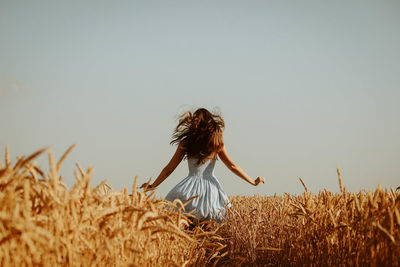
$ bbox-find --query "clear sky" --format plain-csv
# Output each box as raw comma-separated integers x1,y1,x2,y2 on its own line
1,0,399,197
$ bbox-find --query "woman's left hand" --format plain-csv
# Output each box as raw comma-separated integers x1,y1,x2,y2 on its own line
254,177,266,186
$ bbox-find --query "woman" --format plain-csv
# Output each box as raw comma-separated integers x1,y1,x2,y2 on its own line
141,108,265,223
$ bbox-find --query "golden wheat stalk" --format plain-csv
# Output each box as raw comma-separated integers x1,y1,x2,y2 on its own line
56,144,76,172
337,167,343,193
298,177,308,192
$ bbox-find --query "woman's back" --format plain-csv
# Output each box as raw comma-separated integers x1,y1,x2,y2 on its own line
187,157,216,178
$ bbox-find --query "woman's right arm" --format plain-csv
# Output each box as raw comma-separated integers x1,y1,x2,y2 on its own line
218,145,265,186
140,144,185,190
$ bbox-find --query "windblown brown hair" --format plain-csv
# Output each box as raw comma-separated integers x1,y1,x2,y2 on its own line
171,108,225,164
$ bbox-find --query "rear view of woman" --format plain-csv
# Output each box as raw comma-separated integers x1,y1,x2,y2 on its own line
141,108,265,223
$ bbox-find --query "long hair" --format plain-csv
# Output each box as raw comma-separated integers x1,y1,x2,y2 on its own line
170,108,225,164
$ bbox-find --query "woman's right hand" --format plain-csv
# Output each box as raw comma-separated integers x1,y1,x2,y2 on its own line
254,177,266,186
140,182,154,191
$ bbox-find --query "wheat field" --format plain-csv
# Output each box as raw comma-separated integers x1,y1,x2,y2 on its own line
0,145,399,266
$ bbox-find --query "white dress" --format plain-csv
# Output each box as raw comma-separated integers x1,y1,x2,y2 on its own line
165,157,231,222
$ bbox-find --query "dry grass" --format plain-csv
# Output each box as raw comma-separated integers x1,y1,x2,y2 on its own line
0,145,225,266
215,178,400,266
1,145,399,266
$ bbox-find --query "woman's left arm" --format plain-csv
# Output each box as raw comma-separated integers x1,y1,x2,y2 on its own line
140,144,185,190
